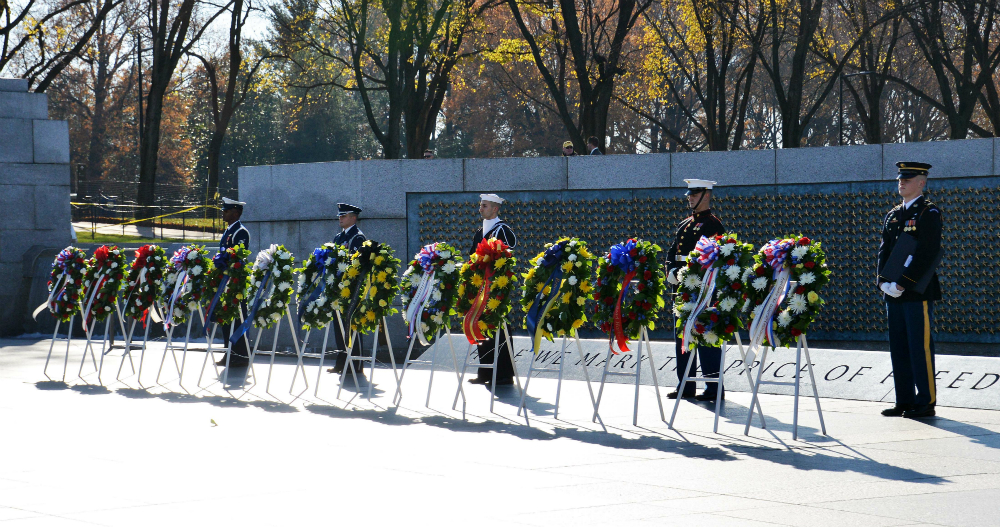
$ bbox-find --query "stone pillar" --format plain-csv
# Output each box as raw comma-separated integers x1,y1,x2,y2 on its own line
0,78,72,336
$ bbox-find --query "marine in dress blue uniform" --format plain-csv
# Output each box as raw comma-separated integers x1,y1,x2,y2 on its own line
468,193,517,385
218,197,251,366
665,179,725,401
331,203,368,375
878,162,943,419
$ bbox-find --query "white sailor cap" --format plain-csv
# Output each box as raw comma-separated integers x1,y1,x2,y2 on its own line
479,193,505,204
221,197,246,211
683,179,717,195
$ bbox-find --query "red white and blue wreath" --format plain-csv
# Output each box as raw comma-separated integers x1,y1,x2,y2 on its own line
161,245,211,329
400,242,463,345
34,246,89,323
673,234,755,350
743,235,831,349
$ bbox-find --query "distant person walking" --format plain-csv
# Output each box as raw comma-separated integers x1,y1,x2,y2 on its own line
587,136,603,155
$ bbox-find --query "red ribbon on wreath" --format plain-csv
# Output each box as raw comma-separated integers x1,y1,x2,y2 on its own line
462,238,508,344
612,269,637,353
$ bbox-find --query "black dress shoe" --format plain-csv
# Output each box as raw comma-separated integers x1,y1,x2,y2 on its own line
494,378,514,386
667,390,696,399
327,366,344,374
695,391,724,401
881,405,911,417
468,377,490,385
216,356,248,367
903,404,936,419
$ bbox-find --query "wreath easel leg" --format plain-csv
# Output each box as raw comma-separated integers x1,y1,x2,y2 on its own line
313,324,332,397
592,346,614,423
116,317,136,381
801,336,827,436
446,328,465,412
573,334,603,428
744,345,770,435
60,315,75,382
287,308,309,395
393,328,420,407
43,318,62,381
734,333,766,429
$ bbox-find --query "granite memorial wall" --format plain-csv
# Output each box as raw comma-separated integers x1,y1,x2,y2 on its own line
240,139,1000,346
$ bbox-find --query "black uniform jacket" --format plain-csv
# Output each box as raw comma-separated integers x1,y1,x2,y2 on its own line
665,209,725,278
877,195,942,303
469,220,517,256
220,220,250,251
335,224,367,254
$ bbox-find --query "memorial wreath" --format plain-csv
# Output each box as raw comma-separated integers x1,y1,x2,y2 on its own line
673,234,755,350
204,244,251,328
743,235,830,348
296,242,351,331
246,244,296,329
162,245,211,329
38,246,89,323
400,242,463,345
520,237,596,352
80,245,127,328
123,244,167,322
457,238,516,343
593,239,666,353
344,240,401,336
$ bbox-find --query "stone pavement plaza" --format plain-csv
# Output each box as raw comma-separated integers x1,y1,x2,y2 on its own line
1,337,998,527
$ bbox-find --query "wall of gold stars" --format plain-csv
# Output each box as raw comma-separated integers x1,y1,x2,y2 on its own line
409,179,999,343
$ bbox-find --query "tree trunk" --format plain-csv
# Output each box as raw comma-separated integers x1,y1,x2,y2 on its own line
137,80,167,213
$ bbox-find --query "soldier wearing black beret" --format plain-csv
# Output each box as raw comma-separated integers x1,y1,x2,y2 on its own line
877,162,943,419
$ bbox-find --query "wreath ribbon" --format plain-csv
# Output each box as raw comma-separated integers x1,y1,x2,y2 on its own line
525,241,569,354
297,247,337,328
81,272,108,330
33,271,68,320
231,270,272,344
681,236,722,353
163,271,188,330
345,242,380,345
611,269,637,353
462,267,495,344
204,274,230,333
682,268,719,353
748,267,791,351
405,270,437,346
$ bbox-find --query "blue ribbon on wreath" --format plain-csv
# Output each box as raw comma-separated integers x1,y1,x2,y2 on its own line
525,240,568,349
297,247,337,328
204,250,232,334
230,269,272,344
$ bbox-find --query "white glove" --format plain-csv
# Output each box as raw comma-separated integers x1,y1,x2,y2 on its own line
880,282,903,298
667,269,679,285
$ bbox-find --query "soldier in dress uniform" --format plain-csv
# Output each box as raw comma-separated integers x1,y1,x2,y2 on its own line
218,197,251,367
664,180,725,401
878,162,942,419
467,193,517,385
330,203,368,375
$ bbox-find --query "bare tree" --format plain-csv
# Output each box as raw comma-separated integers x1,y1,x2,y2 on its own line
189,0,268,205
1,0,123,91
504,0,654,152
136,0,233,212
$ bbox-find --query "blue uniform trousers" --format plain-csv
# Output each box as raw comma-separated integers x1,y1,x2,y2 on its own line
674,330,722,396
887,301,936,407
